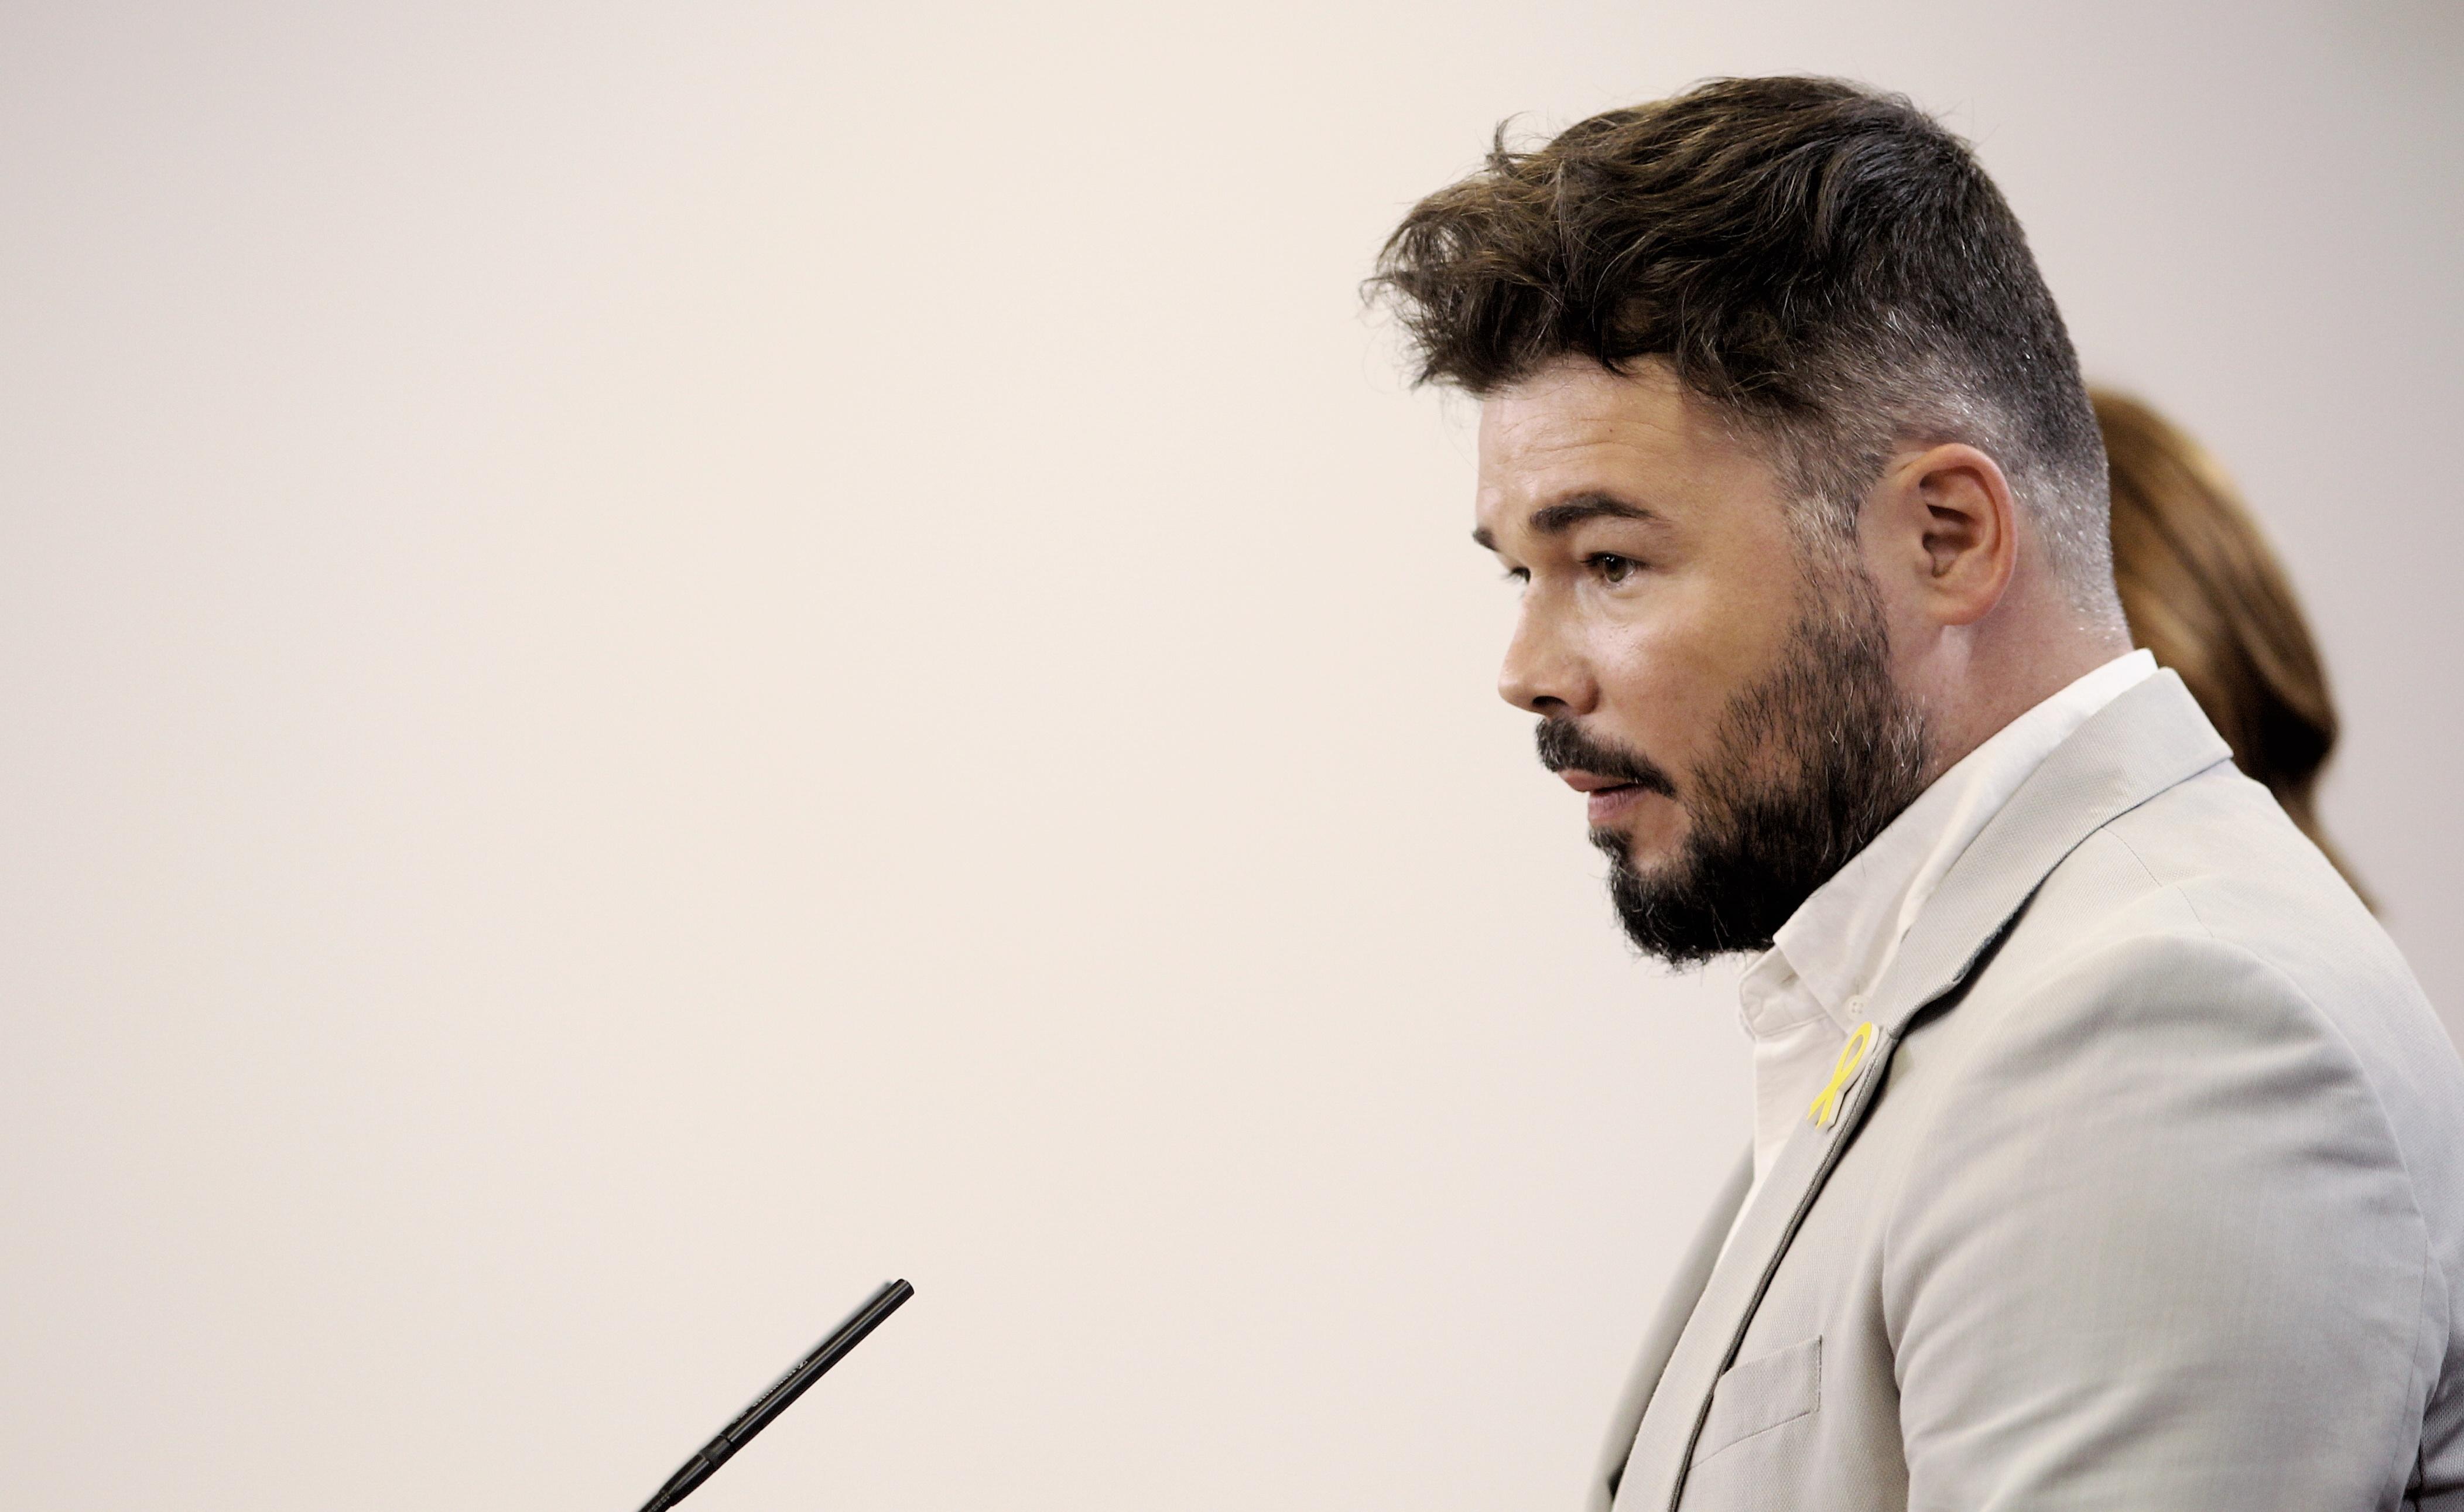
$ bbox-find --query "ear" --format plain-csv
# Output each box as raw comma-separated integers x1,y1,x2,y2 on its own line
1868,443,2018,628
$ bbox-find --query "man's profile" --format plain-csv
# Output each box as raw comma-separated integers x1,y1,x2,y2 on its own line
1373,77,2464,1508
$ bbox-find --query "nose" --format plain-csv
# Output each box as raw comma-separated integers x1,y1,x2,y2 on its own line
1498,593,1597,716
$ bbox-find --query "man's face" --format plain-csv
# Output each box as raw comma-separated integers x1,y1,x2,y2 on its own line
1474,358,1928,964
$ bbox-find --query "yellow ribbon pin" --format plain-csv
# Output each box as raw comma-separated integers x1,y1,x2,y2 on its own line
1808,1021,1878,1128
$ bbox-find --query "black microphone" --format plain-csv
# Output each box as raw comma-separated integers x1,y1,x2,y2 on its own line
636,1278,914,1512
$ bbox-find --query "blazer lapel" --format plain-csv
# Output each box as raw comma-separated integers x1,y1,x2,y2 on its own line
1611,672,2230,1511
1592,1148,1753,1512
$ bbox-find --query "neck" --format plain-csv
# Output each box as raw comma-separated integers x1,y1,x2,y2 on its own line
1908,594,2133,784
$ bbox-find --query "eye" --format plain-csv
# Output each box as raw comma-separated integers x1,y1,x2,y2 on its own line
1587,553,1642,584
1500,565,1530,585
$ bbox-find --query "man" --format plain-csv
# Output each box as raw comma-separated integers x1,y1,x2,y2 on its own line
1371,77,2464,1508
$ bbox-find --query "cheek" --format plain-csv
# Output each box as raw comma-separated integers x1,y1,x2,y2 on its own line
1597,564,1802,759
1590,614,1729,768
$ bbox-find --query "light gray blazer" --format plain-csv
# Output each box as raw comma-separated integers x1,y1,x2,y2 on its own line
1593,671,2464,1511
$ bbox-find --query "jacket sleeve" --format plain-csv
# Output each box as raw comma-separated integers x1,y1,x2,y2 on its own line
1882,933,2438,1511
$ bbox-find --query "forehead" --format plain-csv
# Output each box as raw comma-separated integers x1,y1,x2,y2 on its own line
1474,358,1775,535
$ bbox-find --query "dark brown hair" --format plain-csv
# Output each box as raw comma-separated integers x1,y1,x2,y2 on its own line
2096,390,2364,897
1370,76,2114,606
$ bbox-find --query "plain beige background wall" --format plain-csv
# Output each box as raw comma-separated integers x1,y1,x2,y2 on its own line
4,2,2457,1507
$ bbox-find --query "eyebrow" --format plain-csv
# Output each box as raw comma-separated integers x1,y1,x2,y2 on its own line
1472,493,1663,552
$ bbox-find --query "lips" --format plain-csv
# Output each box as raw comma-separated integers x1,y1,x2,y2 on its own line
1554,768,1660,826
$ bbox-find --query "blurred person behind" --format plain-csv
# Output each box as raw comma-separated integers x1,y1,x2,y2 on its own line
2096,389,2367,897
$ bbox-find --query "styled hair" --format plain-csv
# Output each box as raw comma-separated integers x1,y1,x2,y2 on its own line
2095,390,2364,898
1369,76,2116,608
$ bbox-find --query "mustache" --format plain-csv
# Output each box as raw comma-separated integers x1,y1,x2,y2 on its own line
1535,718,1678,798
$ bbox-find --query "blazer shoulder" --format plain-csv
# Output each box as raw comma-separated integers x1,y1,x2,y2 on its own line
2058,765,2459,1135
1882,914,2438,1306
2005,765,2422,1039
1889,763,2464,1278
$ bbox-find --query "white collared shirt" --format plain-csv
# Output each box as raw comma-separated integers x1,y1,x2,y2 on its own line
1724,649,2158,1243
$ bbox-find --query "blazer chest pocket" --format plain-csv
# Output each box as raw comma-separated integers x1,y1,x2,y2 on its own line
1695,1335,1822,1462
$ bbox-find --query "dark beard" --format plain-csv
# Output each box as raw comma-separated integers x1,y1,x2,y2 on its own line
1538,568,1930,967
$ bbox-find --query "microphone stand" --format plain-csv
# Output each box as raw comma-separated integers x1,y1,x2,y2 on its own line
636,1278,914,1511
